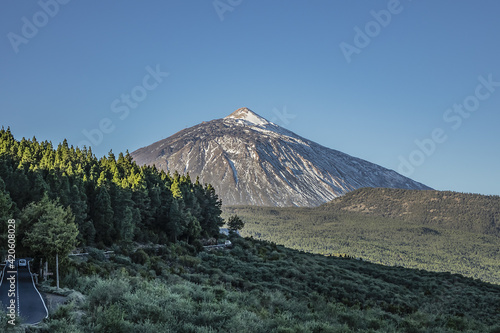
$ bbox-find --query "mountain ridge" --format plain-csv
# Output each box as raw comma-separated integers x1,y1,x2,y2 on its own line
131,108,432,206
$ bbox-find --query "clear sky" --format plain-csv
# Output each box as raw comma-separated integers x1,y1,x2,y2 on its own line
1,0,499,195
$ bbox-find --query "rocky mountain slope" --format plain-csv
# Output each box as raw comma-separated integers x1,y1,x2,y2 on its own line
131,108,431,206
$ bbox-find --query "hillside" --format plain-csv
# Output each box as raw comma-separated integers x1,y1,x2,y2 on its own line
29,236,500,332
131,108,431,207
324,188,500,236
224,188,500,284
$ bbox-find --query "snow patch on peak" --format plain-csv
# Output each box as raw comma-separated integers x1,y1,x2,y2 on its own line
225,108,269,126
223,107,310,147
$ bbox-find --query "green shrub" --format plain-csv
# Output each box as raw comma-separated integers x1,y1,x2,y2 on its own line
179,255,201,267
131,249,149,265
87,247,107,261
40,318,84,333
113,255,132,265
0,312,23,331
94,304,133,333
67,291,86,307
88,278,130,309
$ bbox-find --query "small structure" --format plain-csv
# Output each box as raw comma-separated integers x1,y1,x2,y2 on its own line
203,239,232,251
219,228,240,236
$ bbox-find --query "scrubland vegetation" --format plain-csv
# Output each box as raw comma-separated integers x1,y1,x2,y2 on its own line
225,188,500,284
3,235,498,332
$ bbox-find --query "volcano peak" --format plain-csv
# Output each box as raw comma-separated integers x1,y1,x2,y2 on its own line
225,107,269,126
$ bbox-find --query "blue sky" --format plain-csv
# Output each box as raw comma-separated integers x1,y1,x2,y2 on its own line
1,0,499,195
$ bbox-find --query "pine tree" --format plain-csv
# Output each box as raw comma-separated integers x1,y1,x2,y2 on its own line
0,181,13,221
200,184,224,237
168,199,184,242
111,186,135,243
92,185,115,246
0,178,15,248
227,215,245,232
183,211,202,244
171,179,183,199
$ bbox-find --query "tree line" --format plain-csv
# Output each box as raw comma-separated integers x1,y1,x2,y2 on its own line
0,127,224,254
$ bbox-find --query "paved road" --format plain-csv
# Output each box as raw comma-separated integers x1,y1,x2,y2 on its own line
0,261,48,325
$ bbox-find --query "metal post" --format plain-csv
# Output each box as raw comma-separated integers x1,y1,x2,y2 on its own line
56,253,59,290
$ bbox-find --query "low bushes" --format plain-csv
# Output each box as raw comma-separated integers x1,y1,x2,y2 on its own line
29,237,500,332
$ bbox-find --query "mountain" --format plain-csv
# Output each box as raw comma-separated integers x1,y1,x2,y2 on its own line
131,108,432,206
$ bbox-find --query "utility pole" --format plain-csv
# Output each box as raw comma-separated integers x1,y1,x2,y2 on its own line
56,252,59,289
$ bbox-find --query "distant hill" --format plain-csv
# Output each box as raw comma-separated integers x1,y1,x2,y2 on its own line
131,107,431,207
224,188,500,284
323,188,500,236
